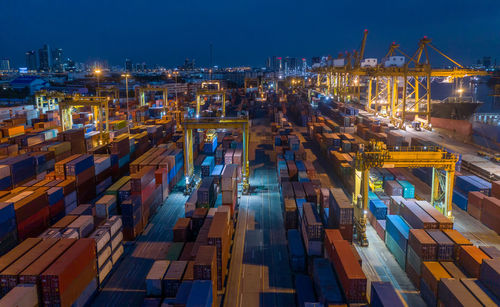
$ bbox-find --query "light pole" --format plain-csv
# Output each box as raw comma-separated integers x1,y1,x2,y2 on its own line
94,69,102,94
121,73,131,125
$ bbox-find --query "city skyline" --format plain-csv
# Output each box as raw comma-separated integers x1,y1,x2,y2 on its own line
1,0,499,68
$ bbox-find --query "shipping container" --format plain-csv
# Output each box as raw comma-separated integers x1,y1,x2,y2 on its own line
163,260,187,298
459,245,490,277
146,260,170,297
442,229,473,260
295,274,317,307
287,229,305,272
370,281,405,307
438,278,482,307
330,239,367,303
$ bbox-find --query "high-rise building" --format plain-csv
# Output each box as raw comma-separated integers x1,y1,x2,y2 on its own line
51,48,63,71
25,51,37,71
125,58,132,72
270,56,279,71
483,56,492,68
0,59,10,71
312,57,321,65
38,44,52,71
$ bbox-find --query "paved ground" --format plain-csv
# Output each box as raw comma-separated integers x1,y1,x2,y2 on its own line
92,186,188,306
224,119,295,307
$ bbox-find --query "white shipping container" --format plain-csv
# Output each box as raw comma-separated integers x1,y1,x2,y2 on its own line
97,246,112,269
61,228,79,239
89,228,111,253
111,244,124,264
98,259,113,285
111,231,123,251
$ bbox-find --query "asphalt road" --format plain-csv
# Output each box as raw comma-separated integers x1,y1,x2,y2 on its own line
224,120,295,307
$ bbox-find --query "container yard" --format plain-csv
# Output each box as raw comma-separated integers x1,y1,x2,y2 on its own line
0,81,497,307
0,11,499,305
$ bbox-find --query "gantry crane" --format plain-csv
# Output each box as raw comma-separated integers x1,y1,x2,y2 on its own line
183,116,250,194
58,94,111,144
312,33,488,128
35,90,67,113
96,86,120,102
136,85,169,108
353,141,458,246
201,80,221,91
195,88,226,118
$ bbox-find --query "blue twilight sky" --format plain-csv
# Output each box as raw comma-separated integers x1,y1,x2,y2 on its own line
1,0,499,68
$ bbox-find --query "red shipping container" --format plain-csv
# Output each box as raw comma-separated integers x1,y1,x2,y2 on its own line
409,229,437,261
331,240,367,303
467,191,485,220
173,218,191,242
480,197,500,235
491,181,500,199
49,199,65,219
338,224,353,242
17,206,50,240
40,239,96,307
459,245,491,277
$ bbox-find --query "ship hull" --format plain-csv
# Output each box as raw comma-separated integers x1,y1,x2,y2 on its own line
431,102,481,120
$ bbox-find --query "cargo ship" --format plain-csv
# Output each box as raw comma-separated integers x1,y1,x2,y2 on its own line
430,97,482,120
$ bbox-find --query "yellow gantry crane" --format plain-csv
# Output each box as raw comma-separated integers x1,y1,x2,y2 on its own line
183,116,250,194
195,88,226,118
58,94,111,145
312,33,488,128
35,90,66,112
353,141,458,246
96,86,120,102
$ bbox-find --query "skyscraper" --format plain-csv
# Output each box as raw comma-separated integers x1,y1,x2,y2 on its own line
0,59,10,71
38,44,52,72
51,48,63,71
125,58,132,72
25,51,37,71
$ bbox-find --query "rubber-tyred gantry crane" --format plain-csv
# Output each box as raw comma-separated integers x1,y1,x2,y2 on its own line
183,116,250,194
353,141,458,246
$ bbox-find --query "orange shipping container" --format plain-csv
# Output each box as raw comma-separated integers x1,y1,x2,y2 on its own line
421,261,451,295
458,245,491,277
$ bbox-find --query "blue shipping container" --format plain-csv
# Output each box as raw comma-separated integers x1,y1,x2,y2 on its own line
295,274,317,307
287,229,305,272
186,280,213,307
370,281,405,307
369,199,388,220
312,258,344,305
385,215,410,253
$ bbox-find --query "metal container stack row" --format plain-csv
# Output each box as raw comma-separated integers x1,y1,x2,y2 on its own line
144,205,233,306
0,214,123,306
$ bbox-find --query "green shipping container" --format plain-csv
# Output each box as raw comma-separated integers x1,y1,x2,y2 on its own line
166,242,185,261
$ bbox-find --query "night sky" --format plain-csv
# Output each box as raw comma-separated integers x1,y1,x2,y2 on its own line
1,0,499,68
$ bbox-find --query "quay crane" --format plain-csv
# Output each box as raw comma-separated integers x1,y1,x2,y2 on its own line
353,141,458,246
312,32,489,128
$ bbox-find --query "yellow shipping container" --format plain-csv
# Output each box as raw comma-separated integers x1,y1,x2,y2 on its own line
2,125,25,137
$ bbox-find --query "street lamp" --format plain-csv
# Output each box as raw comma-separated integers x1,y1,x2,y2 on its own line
94,69,102,89
121,73,131,125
